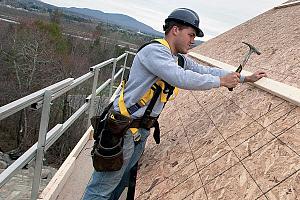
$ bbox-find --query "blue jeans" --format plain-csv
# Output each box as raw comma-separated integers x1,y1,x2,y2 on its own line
82,128,150,200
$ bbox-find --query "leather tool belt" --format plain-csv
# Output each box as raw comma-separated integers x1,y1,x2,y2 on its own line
91,109,158,172
130,116,158,129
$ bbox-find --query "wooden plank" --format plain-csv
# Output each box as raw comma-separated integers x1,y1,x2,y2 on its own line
274,0,300,9
38,157,76,200
89,128,94,140
188,52,238,72
38,127,93,200
67,126,93,159
188,52,300,107
55,141,94,200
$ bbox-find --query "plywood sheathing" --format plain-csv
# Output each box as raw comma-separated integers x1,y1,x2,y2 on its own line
193,5,300,88
135,4,300,200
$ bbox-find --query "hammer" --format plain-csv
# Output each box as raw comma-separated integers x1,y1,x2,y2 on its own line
229,42,261,91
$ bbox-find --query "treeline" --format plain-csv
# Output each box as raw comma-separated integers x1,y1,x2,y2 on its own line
0,16,153,167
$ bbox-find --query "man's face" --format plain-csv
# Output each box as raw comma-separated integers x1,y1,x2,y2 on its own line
174,26,196,54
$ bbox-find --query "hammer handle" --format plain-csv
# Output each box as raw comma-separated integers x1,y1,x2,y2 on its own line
236,64,242,73
228,64,243,91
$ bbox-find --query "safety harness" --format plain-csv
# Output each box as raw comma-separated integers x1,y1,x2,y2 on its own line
118,39,185,143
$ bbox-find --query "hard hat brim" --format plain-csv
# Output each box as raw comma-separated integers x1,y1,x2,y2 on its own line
166,18,204,37
194,26,204,37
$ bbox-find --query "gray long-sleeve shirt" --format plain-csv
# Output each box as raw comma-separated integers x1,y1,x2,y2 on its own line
113,42,244,118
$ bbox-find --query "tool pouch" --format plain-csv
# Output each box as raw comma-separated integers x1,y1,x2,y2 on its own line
91,102,113,140
91,108,132,172
106,110,133,138
92,130,124,171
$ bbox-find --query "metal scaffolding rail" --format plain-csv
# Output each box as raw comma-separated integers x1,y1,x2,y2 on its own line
0,51,132,200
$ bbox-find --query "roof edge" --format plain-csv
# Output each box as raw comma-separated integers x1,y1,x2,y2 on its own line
274,0,300,9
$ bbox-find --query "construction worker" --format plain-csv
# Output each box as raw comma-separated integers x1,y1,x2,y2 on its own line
83,8,267,200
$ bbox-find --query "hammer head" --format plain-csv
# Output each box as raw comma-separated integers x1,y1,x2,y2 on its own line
242,42,261,55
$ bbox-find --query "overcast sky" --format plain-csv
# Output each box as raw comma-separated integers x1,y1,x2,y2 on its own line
41,0,286,41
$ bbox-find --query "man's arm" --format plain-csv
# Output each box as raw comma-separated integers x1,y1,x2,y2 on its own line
184,56,229,76
138,45,221,90
185,56,267,85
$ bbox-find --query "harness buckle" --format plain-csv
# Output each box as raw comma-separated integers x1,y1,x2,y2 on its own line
133,132,141,144
163,88,170,93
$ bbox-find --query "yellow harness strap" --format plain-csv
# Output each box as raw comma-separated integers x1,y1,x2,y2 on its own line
117,38,180,140
154,39,179,101
154,38,171,49
118,81,139,137
137,39,179,105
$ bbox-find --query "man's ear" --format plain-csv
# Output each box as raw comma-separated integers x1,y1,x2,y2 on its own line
172,26,179,36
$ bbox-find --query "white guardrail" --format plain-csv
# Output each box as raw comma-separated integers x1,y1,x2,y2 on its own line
0,52,132,200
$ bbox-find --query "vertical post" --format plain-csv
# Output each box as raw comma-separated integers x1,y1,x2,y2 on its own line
109,58,117,97
121,52,128,82
88,68,100,127
31,90,52,200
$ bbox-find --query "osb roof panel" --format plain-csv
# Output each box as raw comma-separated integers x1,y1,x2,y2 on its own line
136,5,300,200
193,5,300,87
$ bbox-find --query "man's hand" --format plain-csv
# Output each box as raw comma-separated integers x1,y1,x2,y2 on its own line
245,71,267,83
220,72,240,88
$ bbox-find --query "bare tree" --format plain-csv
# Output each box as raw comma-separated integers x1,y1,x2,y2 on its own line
0,21,60,150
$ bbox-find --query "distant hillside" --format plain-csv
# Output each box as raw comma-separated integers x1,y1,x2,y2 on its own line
1,0,56,12
1,0,205,43
1,0,163,37
64,7,163,37
64,7,203,44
